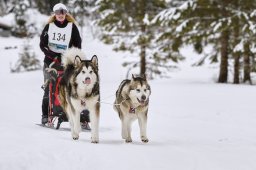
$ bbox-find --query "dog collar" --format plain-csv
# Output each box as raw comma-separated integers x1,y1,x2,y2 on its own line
129,107,135,114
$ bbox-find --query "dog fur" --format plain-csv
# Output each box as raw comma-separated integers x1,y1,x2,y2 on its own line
114,75,151,143
59,48,100,143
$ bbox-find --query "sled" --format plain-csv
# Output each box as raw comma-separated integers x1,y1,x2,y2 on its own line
35,123,91,132
45,67,90,130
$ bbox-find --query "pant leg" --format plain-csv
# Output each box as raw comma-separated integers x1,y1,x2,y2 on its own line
42,64,50,117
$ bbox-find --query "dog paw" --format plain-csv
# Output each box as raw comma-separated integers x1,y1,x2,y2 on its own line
141,136,149,143
72,134,79,140
91,136,99,143
73,136,79,140
142,139,149,143
125,139,132,143
91,139,99,143
91,140,99,144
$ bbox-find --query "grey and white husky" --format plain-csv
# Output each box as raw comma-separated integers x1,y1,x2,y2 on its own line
114,75,151,143
59,48,100,143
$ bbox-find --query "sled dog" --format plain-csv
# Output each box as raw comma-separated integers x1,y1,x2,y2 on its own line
114,75,151,143
59,48,100,143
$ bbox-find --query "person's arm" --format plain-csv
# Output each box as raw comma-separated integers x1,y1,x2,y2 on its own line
70,23,82,49
40,24,56,57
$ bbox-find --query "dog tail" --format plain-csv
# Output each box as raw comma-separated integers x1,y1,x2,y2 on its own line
62,47,86,67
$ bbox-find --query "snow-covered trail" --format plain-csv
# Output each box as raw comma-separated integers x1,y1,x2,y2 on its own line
0,36,256,170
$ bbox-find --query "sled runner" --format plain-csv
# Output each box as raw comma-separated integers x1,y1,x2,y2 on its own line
42,66,91,130
35,123,91,132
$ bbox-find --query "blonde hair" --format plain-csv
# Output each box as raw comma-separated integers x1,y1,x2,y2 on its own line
48,13,76,24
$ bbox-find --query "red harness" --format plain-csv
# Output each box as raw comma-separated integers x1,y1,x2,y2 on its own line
46,56,61,64
129,107,136,114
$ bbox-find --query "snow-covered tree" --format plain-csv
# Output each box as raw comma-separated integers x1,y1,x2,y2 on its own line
12,0,29,37
68,0,97,38
11,38,41,73
34,0,68,15
155,0,256,84
96,0,168,78
0,0,7,16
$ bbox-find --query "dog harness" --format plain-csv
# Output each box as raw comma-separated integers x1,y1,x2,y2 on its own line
129,107,136,114
48,22,72,53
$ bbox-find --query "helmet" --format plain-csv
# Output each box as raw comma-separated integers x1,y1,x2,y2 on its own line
53,3,68,12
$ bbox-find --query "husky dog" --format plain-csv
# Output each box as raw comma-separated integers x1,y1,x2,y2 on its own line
114,75,151,143
59,48,100,143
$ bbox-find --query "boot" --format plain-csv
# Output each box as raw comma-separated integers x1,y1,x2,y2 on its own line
41,86,49,125
81,121,91,130
41,115,48,125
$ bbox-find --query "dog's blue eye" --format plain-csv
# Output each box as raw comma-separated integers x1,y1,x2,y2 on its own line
144,89,147,92
89,71,93,74
136,89,140,93
82,71,85,74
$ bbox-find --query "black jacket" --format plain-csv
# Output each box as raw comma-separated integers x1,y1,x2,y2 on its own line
40,19,82,66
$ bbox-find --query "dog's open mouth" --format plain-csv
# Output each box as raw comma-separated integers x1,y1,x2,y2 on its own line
137,98,146,105
83,78,91,85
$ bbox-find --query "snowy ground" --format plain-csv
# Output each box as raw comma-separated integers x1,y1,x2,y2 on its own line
0,30,256,170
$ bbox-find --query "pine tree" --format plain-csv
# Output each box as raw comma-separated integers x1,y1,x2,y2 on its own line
68,0,96,38
0,0,7,16
232,0,240,84
34,0,68,15
155,0,256,84
12,0,29,37
11,38,41,73
96,0,166,78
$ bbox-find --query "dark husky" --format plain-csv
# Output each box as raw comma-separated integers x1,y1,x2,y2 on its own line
114,75,151,143
59,48,100,143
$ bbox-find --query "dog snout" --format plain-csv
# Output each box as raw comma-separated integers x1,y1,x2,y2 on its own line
83,77,91,84
141,95,146,101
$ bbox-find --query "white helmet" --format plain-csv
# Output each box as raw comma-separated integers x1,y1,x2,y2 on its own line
53,3,68,12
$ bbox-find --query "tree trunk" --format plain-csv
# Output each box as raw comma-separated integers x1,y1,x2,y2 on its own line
218,29,229,83
233,52,240,84
243,42,252,84
139,0,146,76
140,43,146,76
233,15,240,84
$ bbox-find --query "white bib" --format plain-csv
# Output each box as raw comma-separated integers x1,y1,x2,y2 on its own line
48,22,72,53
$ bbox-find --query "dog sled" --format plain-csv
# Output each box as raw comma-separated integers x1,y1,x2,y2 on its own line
41,65,91,130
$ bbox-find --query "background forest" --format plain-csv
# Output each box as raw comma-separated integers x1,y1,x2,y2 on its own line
1,0,256,84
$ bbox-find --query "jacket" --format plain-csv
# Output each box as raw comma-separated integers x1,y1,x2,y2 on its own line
40,19,82,66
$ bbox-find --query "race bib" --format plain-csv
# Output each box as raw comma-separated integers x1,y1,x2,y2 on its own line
48,22,72,53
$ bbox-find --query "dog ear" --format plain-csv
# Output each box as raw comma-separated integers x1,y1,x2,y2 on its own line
91,55,98,67
132,74,136,80
74,55,81,67
141,74,147,81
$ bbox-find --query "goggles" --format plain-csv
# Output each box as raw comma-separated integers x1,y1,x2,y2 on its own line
54,9,67,15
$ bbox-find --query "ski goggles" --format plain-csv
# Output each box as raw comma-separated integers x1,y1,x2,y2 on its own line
54,9,67,15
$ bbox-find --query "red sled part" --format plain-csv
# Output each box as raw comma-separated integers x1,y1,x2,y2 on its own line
54,76,62,106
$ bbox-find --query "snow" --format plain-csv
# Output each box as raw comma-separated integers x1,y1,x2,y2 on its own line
25,9,49,30
234,40,244,53
143,13,150,25
155,8,180,23
176,20,189,32
1,24,256,170
212,21,222,32
153,0,195,26
0,13,15,27
179,0,194,11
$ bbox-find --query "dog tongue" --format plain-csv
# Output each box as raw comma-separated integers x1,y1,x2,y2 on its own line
84,79,91,84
